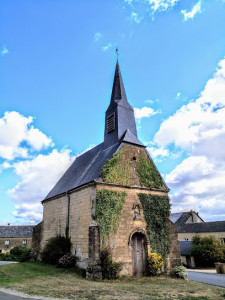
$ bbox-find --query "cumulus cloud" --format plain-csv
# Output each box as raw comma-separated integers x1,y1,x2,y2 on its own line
147,145,169,159
8,149,75,223
181,0,202,21
155,57,225,220
134,106,159,122
0,111,53,160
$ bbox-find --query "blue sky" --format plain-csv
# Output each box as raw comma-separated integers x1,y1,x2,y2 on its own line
1,0,225,224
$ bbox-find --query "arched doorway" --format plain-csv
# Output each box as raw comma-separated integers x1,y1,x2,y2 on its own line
132,232,147,276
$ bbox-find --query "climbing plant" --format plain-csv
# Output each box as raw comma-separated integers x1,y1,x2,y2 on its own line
137,155,163,189
100,150,130,186
138,193,170,258
96,189,127,246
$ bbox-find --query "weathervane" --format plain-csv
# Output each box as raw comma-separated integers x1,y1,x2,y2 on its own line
115,48,119,60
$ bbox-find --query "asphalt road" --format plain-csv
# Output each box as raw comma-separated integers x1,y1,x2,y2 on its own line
188,271,225,288
0,289,64,300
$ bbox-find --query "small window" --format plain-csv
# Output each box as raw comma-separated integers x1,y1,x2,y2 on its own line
22,240,27,245
184,238,189,241
5,240,10,246
221,238,225,245
132,157,136,161
107,113,115,133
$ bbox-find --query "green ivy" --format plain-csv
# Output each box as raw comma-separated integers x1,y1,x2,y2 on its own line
100,150,130,186
137,155,163,189
96,189,127,246
138,193,171,258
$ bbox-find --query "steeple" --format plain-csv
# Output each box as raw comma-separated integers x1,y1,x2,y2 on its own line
107,60,132,112
104,60,144,148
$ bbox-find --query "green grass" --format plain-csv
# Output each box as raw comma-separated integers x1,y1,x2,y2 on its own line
0,263,224,300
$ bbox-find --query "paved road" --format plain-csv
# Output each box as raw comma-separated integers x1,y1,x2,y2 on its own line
0,262,18,266
188,271,225,288
0,289,65,300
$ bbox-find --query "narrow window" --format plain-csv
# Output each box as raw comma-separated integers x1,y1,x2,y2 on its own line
107,113,115,133
22,240,27,245
5,240,10,246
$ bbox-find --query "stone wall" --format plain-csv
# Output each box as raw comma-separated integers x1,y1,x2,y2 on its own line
96,183,169,275
99,143,168,191
30,222,43,260
166,221,181,271
69,185,95,268
0,237,32,253
41,185,94,268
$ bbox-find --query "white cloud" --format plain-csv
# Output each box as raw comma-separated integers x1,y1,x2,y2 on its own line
134,106,159,121
181,0,201,21
102,43,112,52
94,32,102,42
0,111,53,160
130,11,142,23
156,57,225,220
8,149,75,223
1,46,8,56
149,0,179,12
147,145,169,159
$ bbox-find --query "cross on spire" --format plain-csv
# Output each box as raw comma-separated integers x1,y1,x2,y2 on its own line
115,48,119,60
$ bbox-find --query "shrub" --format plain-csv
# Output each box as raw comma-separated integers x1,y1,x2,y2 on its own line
0,252,15,261
58,253,76,268
191,235,225,267
10,246,31,262
100,248,122,279
173,266,188,279
41,235,71,265
147,253,163,276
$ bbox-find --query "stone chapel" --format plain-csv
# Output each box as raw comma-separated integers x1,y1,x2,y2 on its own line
36,60,180,277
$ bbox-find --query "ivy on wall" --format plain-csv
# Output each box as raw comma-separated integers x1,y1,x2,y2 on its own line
138,193,170,258
137,155,163,189
96,189,127,246
100,150,130,186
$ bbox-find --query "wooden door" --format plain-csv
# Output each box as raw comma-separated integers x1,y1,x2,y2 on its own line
132,233,146,276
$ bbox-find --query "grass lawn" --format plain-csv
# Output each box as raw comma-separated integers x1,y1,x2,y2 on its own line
0,263,224,300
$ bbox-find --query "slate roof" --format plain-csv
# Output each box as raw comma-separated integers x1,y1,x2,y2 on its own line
179,241,193,256
120,129,144,147
107,60,133,112
0,226,34,238
171,211,204,226
45,142,121,200
171,212,183,224
177,221,225,233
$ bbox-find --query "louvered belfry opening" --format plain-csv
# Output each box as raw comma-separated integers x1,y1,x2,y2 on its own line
107,112,115,133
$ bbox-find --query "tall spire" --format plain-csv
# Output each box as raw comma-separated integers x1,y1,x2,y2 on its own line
104,60,143,148
107,61,132,112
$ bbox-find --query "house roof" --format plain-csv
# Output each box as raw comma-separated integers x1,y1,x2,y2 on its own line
171,212,183,224
177,221,225,233
179,241,193,256
0,226,34,238
171,211,204,226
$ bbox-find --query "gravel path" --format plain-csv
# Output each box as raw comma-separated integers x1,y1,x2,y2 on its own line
188,271,225,288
